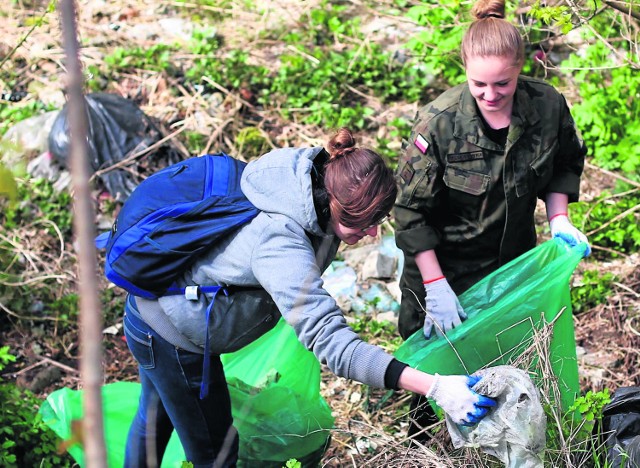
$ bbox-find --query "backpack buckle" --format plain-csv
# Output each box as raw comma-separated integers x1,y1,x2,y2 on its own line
185,285,200,301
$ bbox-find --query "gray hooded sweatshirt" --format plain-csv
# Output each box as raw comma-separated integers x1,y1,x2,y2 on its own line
135,147,395,388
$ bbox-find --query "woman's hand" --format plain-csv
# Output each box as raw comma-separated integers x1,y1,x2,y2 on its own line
426,374,497,426
397,368,497,426
549,214,591,257
423,278,467,338
546,193,590,257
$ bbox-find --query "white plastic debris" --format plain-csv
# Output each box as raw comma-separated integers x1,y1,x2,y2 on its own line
322,235,403,316
446,365,547,468
1,111,59,168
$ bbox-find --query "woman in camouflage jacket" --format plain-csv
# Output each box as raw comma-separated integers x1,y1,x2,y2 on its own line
394,0,590,341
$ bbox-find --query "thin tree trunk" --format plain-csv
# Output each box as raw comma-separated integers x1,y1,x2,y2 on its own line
58,0,107,466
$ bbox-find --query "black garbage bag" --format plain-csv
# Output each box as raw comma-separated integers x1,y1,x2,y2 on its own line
48,93,181,201
601,387,640,468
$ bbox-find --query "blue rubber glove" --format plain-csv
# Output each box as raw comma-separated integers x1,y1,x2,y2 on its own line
550,214,591,257
426,374,497,426
423,278,467,338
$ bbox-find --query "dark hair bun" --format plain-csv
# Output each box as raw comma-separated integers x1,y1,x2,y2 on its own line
327,128,357,160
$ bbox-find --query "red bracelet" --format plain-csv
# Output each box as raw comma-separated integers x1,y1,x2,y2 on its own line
549,212,568,222
423,276,445,284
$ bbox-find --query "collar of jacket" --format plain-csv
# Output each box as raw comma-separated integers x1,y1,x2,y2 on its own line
311,148,331,232
453,77,541,151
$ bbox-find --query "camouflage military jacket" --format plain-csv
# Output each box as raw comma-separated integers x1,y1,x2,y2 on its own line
394,76,586,294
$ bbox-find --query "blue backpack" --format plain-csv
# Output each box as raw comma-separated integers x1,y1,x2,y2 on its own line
95,153,259,299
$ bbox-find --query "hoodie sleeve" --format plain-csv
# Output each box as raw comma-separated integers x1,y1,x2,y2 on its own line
250,216,395,388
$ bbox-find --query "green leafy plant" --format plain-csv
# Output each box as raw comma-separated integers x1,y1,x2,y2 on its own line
186,48,271,105
105,44,178,73
184,131,209,156
50,294,79,323
403,1,466,86
94,42,182,92
543,388,612,466
351,315,403,353
571,190,640,256
563,388,612,460
528,0,574,35
1,178,73,235
571,269,616,314
190,3,435,130
0,348,73,467
0,347,16,371
235,127,271,158
269,39,432,129
186,28,270,93
571,389,611,424
560,38,640,177
279,1,355,46
0,100,55,136
284,459,302,468
188,27,223,56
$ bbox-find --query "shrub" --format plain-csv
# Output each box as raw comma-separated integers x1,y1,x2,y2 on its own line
571,269,616,314
571,190,640,256
0,347,73,467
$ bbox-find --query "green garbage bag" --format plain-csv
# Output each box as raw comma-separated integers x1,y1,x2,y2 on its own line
395,238,585,410
39,382,185,467
221,318,334,466
40,318,333,467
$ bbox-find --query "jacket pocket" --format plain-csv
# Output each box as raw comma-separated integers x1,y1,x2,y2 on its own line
443,165,490,195
443,165,491,221
530,140,558,193
208,287,281,355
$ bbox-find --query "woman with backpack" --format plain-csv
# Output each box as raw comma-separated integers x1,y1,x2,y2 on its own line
122,127,496,467
393,0,589,438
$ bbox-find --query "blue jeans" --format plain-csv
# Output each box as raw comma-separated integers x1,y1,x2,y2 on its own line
123,296,238,467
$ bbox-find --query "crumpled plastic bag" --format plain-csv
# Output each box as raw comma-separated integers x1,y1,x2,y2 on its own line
48,93,180,201
0,110,60,170
447,365,546,468
601,386,640,467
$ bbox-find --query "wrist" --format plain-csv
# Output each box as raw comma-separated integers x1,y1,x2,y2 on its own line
548,212,568,223
397,367,437,394
425,373,441,398
422,275,445,285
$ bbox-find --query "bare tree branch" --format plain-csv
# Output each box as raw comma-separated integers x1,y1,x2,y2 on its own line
58,0,107,466
603,0,640,22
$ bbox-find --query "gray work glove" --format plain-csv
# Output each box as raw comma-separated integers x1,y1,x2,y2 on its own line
423,277,467,339
426,374,497,426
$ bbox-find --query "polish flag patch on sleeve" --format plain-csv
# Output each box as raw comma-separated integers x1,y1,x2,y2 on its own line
414,133,429,154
